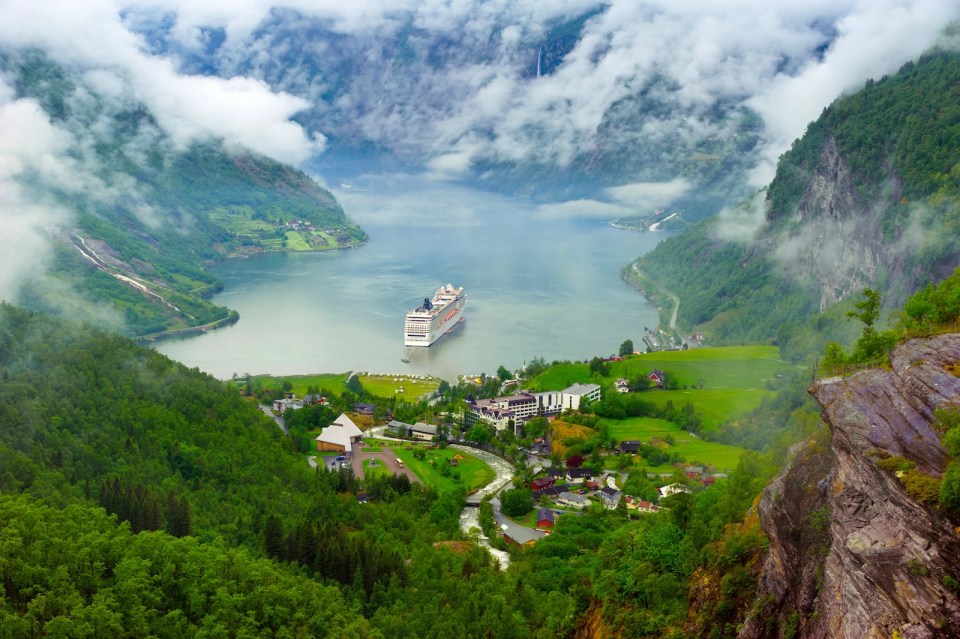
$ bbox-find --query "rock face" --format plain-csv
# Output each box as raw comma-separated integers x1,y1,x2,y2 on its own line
740,335,960,639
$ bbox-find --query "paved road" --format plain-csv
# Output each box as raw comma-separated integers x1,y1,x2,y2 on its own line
259,405,287,434
633,263,681,333
351,450,420,484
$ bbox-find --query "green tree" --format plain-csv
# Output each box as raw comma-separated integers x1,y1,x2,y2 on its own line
589,356,609,376
496,365,512,382
619,339,635,357
500,488,534,518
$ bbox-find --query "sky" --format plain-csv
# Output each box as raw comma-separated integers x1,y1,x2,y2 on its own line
0,0,958,299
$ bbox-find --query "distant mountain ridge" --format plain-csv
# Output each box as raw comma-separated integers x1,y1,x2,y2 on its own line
633,48,960,358
139,7,764,218
2,49,365,337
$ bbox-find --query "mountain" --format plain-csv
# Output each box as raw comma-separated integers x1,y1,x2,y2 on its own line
632,48,960,358
741,334,960,639
137,6,765,219
2,49,365,338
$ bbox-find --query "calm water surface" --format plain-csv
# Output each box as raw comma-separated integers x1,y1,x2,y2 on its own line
156,174,665,380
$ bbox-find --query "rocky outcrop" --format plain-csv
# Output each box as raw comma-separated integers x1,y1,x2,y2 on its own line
740,335,960,639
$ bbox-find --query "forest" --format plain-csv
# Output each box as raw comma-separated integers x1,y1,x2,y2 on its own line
0,302,782,638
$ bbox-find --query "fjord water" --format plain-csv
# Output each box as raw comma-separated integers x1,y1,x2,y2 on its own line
156,174,663,380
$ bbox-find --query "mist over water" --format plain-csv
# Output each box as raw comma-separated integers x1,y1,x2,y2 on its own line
156,173,664,380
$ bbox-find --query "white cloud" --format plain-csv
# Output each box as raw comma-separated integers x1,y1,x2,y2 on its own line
1,0,958,203
712,191,767,243
0,0,321,164
0,82,72,301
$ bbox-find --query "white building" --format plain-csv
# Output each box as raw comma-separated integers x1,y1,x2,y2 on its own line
658,482,692,499
315,413,364,454
560,383,601,410
465,383,603,430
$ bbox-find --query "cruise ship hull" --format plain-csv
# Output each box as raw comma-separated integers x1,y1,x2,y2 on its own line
404,285,467,347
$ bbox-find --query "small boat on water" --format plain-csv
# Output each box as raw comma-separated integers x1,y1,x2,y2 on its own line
401,358,411,363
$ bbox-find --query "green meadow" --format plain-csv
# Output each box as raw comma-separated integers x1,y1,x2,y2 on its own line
531,345,796,429
604,416,744,472
641,388,774,429
532,346,796,391
243,371,439,400
387,442,495,494
358,373,440,399
246,372,349,396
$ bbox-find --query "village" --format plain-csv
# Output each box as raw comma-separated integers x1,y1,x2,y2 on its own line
269,362,735,550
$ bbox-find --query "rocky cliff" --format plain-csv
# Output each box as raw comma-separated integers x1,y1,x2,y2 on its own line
773,135,885,312
740,334,960,639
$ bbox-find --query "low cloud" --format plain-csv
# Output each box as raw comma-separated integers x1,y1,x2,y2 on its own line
712,191,767,243
5,0,956,182
0,82,73,301
0,0,321,165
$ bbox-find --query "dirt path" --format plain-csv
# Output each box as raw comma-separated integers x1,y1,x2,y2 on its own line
351,450,421,484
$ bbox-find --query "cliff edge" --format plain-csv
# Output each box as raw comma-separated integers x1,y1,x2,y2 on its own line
740,334,960,639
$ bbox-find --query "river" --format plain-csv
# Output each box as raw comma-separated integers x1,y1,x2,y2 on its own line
156,173,664,380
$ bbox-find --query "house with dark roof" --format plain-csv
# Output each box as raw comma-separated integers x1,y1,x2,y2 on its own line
566,468,594,484
411,422,438,441
538,485,566,498
648,369,665,387
620,440,640,454
531,477,556,492
354,403,376,415
386,420,412,437
537,508,556,529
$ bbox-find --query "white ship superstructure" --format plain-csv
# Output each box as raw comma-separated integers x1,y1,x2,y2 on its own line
404,284,466,346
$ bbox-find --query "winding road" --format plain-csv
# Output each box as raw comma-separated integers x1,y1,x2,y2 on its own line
632,262,680,333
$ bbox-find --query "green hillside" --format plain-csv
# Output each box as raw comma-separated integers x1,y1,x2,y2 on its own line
3,50,366,338
633,49,960,360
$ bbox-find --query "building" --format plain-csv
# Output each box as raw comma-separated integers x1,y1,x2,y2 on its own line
620,440,640,454
565,468,593,485
615,378,630,393
536,508,556,529
464,383,600,430
273,397,304,413
658,482,691,499
648,369,665,387
531,477,556,492
556,492,589,509
600,486,622,509
386,420,412,437
560,383,601,410
315,413,364,454
411,422,438,441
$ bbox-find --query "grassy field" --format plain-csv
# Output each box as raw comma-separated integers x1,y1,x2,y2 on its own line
246,372,349,396
358,373,440,399
612,347,796,389
603,416,745,472
387,442,495,494
362,458,391,480
531,346,797,391
528,346,794,431
640,388,774,429
242,371,439,400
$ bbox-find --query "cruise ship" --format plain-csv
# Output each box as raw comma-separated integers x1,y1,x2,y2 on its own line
404,284,466,347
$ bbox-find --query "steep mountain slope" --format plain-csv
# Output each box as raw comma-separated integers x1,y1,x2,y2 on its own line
633,49,960,355
741,334,960,639
2,50,365,337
